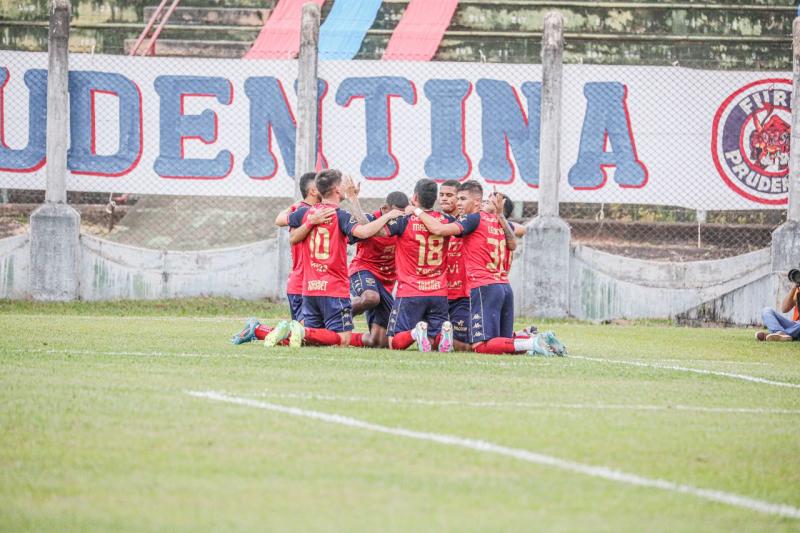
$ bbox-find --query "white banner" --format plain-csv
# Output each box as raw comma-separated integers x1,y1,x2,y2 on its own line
0,51,790,209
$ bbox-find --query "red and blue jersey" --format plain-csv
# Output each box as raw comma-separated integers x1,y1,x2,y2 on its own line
443,212,467,300
388,211,450,298
286,200,311,295
289,203,360,298
348,210,397,290
456,211,512,291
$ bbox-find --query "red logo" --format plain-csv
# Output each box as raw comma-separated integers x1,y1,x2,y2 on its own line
711,79,791,205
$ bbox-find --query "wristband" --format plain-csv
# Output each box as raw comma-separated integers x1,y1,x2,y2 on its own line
414,207,423,217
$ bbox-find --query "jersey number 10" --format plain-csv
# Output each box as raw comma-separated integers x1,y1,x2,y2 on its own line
310,227,331,260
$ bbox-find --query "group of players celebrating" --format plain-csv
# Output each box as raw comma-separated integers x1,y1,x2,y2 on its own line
231,169,566,356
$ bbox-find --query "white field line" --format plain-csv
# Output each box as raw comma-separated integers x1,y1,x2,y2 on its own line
187,390,800,520
249,391,800,415
572,355,800,389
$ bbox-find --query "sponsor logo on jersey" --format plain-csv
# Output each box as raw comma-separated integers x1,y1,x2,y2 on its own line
712,79,791,205
307,280,329,291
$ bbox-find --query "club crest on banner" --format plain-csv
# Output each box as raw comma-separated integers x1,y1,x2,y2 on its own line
711,79,792,205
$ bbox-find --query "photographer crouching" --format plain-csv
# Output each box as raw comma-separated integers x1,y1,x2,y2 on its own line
756,267,800,342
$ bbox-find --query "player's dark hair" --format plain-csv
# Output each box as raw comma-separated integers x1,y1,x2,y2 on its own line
315,169,342,198
440,179,461,190
299,172,317,199
489,191,514,219
458,180,483,198
414,179,438,209
386,191,409,209
503,197,514,219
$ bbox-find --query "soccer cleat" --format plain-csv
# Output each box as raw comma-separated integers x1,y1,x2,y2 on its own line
231,317,260,345
755,331,767,342
766,332,793,342
411,321,432,352
541,331,567,356
264,320,291,348
438,321,454,353
288,320,305,348
516,324,539,337
527,334,553,357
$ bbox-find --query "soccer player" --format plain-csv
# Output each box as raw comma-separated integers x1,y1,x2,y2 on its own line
416,180,565,356
273,172,320,322
267,169,403,348
385,179,452,352
438,179,471,352
343,177,409,349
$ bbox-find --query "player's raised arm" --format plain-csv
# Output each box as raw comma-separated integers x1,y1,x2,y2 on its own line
342,174,370,225
351,209,404,240
491,192,517,252
288,207,336,245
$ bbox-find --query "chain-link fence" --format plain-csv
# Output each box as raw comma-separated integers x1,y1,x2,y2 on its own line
0,2,793,260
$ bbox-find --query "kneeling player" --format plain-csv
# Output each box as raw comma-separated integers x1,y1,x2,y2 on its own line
386,179,452,352
345,181,409,348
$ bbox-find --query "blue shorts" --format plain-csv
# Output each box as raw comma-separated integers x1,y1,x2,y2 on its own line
470,284,514,343
287,293,304,322
388,295,449,338
448,297,471,344
302,296,354,332
350,270,394,329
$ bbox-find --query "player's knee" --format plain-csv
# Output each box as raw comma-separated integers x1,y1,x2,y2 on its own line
762,307,775,321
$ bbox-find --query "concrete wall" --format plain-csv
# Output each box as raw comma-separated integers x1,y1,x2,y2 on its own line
0,232,280,301
569,245,772,325
0,231,779,326
0,234,30,299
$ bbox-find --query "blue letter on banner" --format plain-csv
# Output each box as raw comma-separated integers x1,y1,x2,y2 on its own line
0,68,46,172
568,82,647,189
424,79,471,182
153,76,233,179
68,71,142,176
476,79,541,186
336,76,416,180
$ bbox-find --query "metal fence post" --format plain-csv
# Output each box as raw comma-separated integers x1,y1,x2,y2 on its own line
521,11,571,318
769,17,800,308
29,0,81,301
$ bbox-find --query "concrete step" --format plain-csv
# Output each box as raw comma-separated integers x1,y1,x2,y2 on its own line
125,38,251,58
142,6,271,27
371,0,794,38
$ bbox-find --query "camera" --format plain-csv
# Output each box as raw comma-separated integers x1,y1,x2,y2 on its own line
789,268,800,285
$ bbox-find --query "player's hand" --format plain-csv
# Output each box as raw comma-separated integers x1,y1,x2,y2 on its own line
307,207,336,225
385,208,404,220
404,205,415,216
342,174,360,199
492,187,506,218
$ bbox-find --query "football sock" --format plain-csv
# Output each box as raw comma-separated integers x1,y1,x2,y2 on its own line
255,325,271,340
473,338,520,355
304,327,341,346
390,330,414,350
431,333,442,351
349,332,365,347
513,337,533,352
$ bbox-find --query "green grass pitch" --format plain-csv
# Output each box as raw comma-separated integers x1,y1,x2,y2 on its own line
1,298,799,531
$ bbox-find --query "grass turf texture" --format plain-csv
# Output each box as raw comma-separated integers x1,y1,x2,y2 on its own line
1,299,798,531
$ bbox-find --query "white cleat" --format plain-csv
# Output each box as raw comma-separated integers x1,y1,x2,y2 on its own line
411,321,432,352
